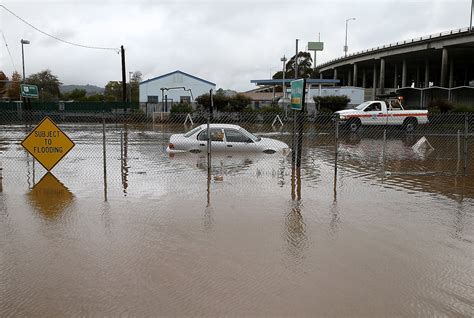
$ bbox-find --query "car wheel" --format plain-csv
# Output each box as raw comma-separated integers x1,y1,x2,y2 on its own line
348,119,361,132
403,118,417,132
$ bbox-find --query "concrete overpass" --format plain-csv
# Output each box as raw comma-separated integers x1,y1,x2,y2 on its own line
317,27,474,105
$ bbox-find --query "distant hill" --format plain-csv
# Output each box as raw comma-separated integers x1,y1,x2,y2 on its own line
60,84,104,95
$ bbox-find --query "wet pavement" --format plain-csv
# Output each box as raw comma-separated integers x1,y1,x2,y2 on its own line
0,123,473,316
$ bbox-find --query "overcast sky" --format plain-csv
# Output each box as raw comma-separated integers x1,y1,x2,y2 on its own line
0,0,471,91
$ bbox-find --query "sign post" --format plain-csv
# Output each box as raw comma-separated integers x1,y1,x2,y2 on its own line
21,116,75,171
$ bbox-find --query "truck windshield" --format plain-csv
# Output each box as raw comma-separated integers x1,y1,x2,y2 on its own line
354,101,372,110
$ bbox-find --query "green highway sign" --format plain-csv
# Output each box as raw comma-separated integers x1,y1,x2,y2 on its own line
20,84,39,98
308,42,324,51
291,79,305,111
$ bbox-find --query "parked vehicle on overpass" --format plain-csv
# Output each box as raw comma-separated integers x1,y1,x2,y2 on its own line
167,124,290,154
336,100,428,132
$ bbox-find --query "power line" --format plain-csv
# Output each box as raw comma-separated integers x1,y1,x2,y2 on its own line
1,30,18,73
0,4,119,52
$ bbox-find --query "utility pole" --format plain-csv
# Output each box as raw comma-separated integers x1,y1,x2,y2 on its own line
121,45,126,101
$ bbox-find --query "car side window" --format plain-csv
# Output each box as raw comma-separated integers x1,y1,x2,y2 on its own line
225,129,252,143
364,104,374,112
197,129,224,142
364,102,381,112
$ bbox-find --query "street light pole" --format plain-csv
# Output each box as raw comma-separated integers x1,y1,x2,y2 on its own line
470,0,473,31
21,39,30,80
344,18,356,57
128,71,133,104
281,55,287,99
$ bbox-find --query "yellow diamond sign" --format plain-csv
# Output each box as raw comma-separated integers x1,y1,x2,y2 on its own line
21,116,75,171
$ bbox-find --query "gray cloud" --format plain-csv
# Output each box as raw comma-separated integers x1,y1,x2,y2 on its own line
0,0,470,91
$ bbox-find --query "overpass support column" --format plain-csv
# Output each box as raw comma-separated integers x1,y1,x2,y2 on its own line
440,48,448,87
416,66,420,88
362,68,366,88
402,59,407,87
333,68,338,87
319,73,323,96
348,69,352,86
353,63,358,87
424,59,430,88
372,63,377,100
379,58,385,94
394,64,398,89
449,59,454,88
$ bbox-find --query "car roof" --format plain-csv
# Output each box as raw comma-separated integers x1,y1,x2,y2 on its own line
198,123,242,129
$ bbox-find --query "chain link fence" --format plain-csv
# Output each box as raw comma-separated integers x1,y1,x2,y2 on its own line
0,109,472,199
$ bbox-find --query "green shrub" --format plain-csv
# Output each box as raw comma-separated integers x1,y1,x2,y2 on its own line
260,105,283,113
170,103,193,113
452,104,474,113
243,106,257,113
428,99,453,113
313,95,350,113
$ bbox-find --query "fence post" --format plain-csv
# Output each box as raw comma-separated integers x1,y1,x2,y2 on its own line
382,128,387,175
102,113,107,201
207,90,212,176
334,116,339,186
120,128,124,185
464,114,469,176
457,130,461,174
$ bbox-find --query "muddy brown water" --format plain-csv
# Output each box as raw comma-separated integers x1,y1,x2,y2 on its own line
0,123,473,316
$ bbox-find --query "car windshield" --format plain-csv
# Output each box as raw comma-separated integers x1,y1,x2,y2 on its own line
184,126,202,137
239,128,261,142
354,101,372,110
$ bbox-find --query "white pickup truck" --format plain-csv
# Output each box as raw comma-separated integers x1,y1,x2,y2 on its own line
336,100,428,132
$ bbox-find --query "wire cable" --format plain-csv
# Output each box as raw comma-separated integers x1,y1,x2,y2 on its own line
0,4,119,52
1,29,18,72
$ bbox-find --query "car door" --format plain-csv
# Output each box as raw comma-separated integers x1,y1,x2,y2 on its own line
196,128,227,152
363,102,385,125
224,129,256,152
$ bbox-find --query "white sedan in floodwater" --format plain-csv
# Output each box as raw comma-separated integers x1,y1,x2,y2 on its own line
167,124,290,154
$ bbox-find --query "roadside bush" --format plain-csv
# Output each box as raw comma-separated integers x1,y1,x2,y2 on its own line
260,104,283,114
427,99,454,113
195,92,251,112
313,95,350,113
243,105,257,113
451,103,474,113
170,102,193,113
227,94,252,112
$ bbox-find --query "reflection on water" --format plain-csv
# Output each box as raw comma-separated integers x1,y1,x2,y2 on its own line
26,172,74,218
284,199,308,262
0,123,473,316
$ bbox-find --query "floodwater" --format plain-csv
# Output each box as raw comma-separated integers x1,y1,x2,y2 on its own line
0,123,473,317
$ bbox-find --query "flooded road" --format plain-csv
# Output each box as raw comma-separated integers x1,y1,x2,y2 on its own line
1,123,473,316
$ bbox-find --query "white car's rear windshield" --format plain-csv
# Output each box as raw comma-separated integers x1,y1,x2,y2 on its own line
184,127,202,137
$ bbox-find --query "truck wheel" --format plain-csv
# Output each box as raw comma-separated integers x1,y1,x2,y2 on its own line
403,118,417,132
348,119,361,132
